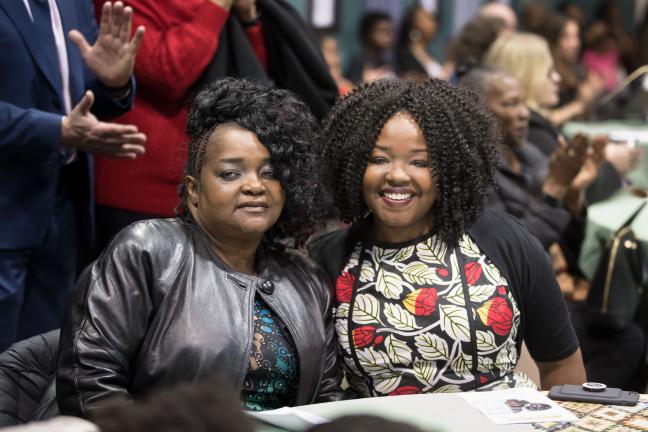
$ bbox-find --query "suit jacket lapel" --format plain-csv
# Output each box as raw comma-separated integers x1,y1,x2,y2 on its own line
0,0,62,99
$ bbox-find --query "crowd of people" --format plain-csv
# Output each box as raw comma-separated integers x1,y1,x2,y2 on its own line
1,0,647,430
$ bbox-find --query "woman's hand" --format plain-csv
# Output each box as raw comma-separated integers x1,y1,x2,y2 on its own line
543,134,589,200
576,73,605,109
70,1,144,88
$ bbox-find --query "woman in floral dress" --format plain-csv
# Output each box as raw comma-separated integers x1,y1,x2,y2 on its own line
310,79,586,397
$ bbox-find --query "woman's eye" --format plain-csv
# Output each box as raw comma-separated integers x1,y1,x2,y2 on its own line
368,157,388,164
219,171,240,181
412,160,430,168
261,167,275,178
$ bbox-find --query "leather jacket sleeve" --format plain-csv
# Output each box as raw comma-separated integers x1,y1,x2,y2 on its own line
313,264,345,402
56,223,167,418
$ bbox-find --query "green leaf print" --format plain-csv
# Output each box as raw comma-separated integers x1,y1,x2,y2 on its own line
353,294,383,325
384,302,421,331
439,304,471,342
413,360,437,387
415,333,450,361
376,268,404,299
402,262,442,285
416,236,447,265
385,334,413,366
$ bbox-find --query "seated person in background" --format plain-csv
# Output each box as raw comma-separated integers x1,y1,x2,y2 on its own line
395,6,445,81
308,416,421,432
443,15,508,82
543,13,605,117
346,12,396,85
461,68,645,390
478,2,518,32
310,78,586,396
319,32,354,96
484,32,629,209
57,78,341,417
459,68,585,253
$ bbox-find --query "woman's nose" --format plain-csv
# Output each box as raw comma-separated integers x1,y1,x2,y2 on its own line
385,164,410,184
242,174,264,194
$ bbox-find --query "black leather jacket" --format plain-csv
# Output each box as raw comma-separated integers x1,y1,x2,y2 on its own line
57,218,342,417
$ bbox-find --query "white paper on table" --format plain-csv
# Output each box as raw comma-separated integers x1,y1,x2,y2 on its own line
247,406,329,431
459,388,578,425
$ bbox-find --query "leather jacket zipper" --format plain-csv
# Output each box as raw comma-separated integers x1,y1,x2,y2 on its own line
230,275,256,393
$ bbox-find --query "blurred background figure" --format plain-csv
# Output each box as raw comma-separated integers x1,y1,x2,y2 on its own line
93,377,254,432
558,2,587,31
319,32,353,95
521,2,547,34
444,15,507,82
307,416,422,432
543,13,605,115
346,11,395,84
395,4,445,81
479,1,518,32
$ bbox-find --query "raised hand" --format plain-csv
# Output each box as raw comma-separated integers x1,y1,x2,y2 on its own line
69,1,145,88
571,135,607,191
543,133,589,199
61,91,147,159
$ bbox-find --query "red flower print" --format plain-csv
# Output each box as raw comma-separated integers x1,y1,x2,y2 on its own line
476,297,513,336
389,386,421,396
464,261,483,285
335,271,355,303
374,335,384,346
479,375,489,385
404,288,438,316
352,326,376,348
437,268,449,277
497,286,507,295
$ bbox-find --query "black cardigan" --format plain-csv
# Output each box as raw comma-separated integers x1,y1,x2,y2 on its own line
309,209,579,363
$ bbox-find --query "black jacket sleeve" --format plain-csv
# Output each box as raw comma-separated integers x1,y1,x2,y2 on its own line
56,225,158,418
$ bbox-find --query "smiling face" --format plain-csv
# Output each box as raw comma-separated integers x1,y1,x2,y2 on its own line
185,125,285,243
486,74,530,148
362,113,437,243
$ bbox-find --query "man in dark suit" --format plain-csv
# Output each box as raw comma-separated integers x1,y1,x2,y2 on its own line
0,0,146,350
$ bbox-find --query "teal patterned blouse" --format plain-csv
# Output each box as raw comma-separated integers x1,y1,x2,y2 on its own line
241,297,300,411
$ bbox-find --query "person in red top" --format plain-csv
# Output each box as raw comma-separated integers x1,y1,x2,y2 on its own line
92,0,337,252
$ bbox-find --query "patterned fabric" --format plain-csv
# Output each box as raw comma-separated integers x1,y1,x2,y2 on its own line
242,297,299,411
334,232,524,396
536,397,648,431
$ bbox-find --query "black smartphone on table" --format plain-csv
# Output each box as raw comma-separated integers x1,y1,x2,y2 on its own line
548,383,639,406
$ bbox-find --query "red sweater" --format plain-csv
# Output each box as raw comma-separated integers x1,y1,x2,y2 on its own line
93,1,266,216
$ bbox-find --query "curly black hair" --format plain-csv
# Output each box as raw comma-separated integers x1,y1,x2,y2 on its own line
178,77,324,244
319,78,501,244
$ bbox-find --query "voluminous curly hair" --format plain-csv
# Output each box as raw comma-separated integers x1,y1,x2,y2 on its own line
179,77,324,244
319,78,500,244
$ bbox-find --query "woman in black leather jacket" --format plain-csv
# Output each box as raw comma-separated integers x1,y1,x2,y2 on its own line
57,78,342,417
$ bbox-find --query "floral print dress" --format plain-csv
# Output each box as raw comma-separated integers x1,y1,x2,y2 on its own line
334,232,535,397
